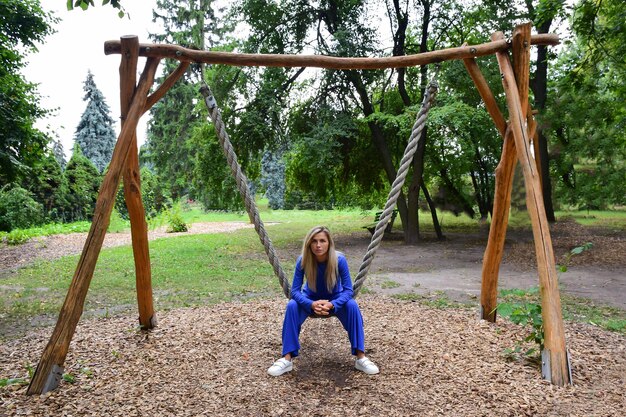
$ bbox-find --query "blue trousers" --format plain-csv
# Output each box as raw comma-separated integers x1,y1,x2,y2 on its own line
281,298,365,357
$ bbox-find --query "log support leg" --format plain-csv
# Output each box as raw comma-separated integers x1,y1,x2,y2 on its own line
27,53,160,395
479,129,516,321
494,27,570,386
120,36,155,329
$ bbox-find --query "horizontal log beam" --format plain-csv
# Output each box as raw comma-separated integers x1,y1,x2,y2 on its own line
105,34,559,70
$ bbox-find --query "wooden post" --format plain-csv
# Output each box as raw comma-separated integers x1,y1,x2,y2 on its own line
462,56,513,322
120,36,155,329
494,28,570,386
27,57,160,395
479,129,516,321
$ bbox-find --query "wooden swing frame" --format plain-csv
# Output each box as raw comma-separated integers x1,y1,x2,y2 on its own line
27,22,570,394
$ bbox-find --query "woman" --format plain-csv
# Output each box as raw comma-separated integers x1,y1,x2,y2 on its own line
267,226,379,376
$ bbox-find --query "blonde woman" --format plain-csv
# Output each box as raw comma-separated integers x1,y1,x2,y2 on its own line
267,226,379,376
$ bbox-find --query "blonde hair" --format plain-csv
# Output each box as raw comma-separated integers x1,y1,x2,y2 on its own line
301,226,338,292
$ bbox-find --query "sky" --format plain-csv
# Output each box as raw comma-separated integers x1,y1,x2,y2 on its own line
23,0,160,161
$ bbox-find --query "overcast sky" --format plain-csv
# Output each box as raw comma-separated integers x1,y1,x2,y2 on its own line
24,0,160,161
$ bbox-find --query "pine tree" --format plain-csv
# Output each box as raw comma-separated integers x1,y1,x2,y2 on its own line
74,71,117,173
52,139,66,170
145,0,234,202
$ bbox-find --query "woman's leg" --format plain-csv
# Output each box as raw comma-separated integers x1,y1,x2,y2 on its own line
334,298,365,355
281,299,310,357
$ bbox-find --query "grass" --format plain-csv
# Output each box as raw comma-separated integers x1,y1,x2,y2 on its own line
555,209,626,229
498,286,626,334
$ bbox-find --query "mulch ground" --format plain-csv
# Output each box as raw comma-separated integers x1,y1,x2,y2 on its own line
1,296,624,416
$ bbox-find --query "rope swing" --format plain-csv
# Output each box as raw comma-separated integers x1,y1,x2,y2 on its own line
199,72,439,299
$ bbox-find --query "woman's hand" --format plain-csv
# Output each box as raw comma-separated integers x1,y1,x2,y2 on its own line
312,300,334,316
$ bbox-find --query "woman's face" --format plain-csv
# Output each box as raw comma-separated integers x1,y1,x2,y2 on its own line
310,231,330,262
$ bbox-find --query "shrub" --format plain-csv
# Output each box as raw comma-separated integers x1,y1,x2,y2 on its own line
0,186,44,232
166,203,189,233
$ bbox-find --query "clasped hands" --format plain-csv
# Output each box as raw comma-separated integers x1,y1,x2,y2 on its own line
312,299,334,316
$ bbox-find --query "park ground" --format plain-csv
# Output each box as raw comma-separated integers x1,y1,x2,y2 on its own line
0,214,624,415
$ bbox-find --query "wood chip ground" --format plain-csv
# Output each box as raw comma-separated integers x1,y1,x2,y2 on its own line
1,296,624,416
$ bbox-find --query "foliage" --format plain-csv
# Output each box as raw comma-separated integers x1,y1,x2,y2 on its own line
0,220,93,246
63,144,101,222
543,0,626,210
143,0,234,204
74,71,117,173
499,301,544,360
557,242,593,272
166,203,189,233
115,167,171,220
66,0,126,18
0,185,44,232
0,0,55,187
189,123,244,211
5,229,31,245
21,152,66,221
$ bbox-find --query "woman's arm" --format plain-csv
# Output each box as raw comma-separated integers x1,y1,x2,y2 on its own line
290,257,314,313
330,255,353,313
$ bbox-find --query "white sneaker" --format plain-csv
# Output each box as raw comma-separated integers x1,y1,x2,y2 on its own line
267,358,293,376
355,357,379,375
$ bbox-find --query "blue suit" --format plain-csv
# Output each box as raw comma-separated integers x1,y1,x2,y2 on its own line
281,253,365,357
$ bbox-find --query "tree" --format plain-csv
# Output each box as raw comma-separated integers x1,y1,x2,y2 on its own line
63,144,101,221
144,0,234,203
52,138,67,170
542,0,626,209
0,0,55,187
22,152,66,220
74,71,117,173
237,0,473,242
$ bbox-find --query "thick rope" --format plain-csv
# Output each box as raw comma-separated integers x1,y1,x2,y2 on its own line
200,83,291,298
352,80,439,296
200,75,438,299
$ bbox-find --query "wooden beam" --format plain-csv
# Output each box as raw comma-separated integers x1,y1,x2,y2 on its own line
104,33,559,70
462,56,507,137
494,30,570,386
120,36,155,330
27,56,160,395
527,104,543,190
512,24,532,119
144,61,190,113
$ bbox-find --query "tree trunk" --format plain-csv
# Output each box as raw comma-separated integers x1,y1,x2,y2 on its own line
421,182,444,239
345,70,410,233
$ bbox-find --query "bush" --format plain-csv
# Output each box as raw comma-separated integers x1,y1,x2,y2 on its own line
6,229,30,245
0,186,44,232
166,203,189,233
